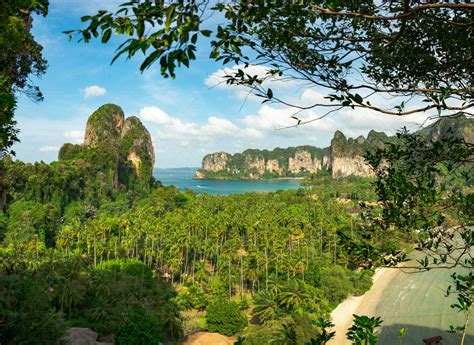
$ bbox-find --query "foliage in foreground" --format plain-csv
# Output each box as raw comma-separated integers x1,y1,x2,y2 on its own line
0,256,182,344
69,1,473,121
0,0,48,156
365,125,473,342
206,300,247,336
346,315,383,345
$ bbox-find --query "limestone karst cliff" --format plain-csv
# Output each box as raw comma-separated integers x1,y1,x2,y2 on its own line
195,115,473,180
58,104,155,191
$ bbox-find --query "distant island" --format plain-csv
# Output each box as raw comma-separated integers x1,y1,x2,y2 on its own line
194,116,473,180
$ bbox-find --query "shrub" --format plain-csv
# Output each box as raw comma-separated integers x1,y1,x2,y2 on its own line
6,308,66,345
206,300,247,336
116,305,161,345
206,277,227,303
243,322,280,345
98,258,153,285
177,284,207,310
318,266,353,306
351,270,374,296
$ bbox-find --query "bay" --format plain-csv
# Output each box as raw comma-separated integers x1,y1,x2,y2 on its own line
154,167,304,195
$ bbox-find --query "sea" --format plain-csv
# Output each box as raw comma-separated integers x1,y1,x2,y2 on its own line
154,167,304,195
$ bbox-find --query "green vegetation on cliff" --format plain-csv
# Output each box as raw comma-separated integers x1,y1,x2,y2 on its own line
119,116,155,191
330,130,391,157
57,104,156,193
197,116,473,181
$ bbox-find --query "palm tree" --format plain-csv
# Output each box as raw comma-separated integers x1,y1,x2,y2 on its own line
253,290,278,322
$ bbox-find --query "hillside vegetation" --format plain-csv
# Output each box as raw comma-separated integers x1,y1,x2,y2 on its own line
1,110,472,344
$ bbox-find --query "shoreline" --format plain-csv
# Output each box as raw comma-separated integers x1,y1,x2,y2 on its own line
192,176,307,181
328,267,398,345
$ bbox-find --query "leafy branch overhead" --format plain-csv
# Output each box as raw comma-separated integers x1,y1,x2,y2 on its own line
67,0,473,122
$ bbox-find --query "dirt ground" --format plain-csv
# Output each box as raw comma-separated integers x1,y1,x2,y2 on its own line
179,332,236,345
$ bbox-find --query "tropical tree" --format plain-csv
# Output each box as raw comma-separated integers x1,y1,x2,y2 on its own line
69,0,473,125
0,0,48,156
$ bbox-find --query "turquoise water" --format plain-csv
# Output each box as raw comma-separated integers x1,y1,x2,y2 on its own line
154,168,304,195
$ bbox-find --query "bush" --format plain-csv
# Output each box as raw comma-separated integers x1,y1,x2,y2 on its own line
98,258,153,285
116,305,161,345
206,300,247,336
318,266,354,306
0,272,67,345
206,277,227,303
243,322,280,345
177,284,207,310
351,270,374,296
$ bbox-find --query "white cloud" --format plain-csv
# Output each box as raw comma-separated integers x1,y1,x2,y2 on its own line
241,102,433,141
204,64,436,140
83,85,107,98
140,106,177,126
39,146,60,152
63,130,83,144
139,106,265,166
140,106,263,141
205,64,302,101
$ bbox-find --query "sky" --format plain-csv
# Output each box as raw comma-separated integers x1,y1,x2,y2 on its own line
15,0,432,168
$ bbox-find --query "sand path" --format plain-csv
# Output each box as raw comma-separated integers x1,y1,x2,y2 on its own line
179,332,236,345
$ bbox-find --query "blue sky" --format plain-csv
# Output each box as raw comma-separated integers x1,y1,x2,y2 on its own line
15,0,431,168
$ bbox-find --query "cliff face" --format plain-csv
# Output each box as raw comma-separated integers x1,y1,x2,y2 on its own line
202,152,231,172
195,115,473,180
194,129,379,179
84,104,125,147
120,116,155,177
58,104,155,191
419,114,474,144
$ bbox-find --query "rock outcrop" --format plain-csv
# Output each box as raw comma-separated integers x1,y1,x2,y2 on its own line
58,104,155,191
63,328,113,345
193,130,378,179
288,150,319,174
195,115,473,180
120,116,155,178
84,104,124,147
202,152,231,172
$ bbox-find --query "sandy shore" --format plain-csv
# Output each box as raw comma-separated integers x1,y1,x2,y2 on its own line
328,267,400,345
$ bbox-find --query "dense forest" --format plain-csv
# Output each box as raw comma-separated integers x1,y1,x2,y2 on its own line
1,106,472,344
0,157,386,343
0,107,394,344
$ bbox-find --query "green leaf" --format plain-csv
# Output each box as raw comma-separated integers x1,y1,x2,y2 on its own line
201,29,212,37
102,29,112,43
165,5,176,32
267,88,273,99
